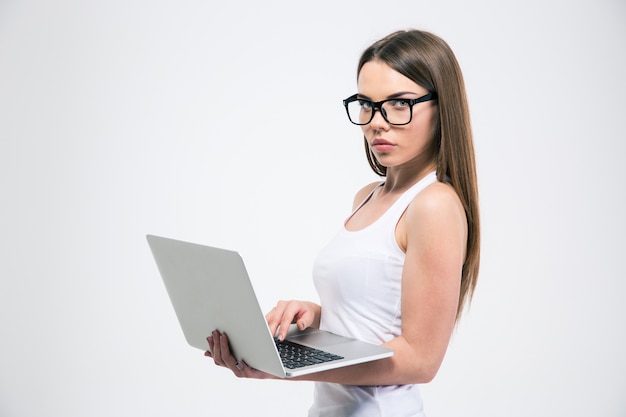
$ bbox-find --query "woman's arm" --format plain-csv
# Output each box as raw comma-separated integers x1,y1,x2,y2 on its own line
208,181,466,385
292,181,467,385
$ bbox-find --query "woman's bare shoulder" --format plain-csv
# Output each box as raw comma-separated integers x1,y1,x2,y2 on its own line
405,181,467,237
413,181,463,211
399,180,467,256
352,181,382,210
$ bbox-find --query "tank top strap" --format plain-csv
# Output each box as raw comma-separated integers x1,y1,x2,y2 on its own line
350,182,384,217
385,171,438,221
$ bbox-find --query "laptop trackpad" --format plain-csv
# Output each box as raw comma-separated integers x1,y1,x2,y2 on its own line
286,327,354,347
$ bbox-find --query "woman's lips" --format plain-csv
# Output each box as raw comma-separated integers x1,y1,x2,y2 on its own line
371,139,395,152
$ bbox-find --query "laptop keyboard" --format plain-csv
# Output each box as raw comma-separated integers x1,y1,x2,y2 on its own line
275,339,344,369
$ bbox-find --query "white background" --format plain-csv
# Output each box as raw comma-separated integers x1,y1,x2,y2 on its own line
1,1,625,416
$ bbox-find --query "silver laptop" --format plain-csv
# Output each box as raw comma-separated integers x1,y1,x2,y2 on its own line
146,234,394,378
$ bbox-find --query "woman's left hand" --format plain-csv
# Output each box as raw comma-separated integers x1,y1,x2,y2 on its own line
205,330,278,379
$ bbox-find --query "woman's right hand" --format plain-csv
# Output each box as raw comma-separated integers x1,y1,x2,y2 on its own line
265,300,321,342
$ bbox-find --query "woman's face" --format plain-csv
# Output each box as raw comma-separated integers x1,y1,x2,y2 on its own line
357,60,437,172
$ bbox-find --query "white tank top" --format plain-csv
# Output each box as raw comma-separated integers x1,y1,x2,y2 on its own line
309,171,437,417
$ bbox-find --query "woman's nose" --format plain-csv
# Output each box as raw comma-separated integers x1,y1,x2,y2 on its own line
369,108,389,129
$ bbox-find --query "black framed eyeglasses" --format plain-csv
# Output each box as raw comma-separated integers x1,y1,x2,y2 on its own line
342,92,437,126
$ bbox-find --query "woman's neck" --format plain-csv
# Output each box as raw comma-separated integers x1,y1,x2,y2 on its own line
381,162,437,194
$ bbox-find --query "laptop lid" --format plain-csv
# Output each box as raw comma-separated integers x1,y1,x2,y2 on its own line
146,234,394,378
147,234,286,377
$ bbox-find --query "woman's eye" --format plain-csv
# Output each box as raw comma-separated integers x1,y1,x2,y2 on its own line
359,100,374,110
390,99,410,108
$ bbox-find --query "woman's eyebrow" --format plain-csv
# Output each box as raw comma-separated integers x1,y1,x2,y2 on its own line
357,91,421,100
387,91,421,99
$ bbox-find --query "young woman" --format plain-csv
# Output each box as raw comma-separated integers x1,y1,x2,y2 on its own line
206,29,480,417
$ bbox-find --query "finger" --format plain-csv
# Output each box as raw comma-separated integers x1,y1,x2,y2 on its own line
205,334,215,358
220,333,247,377
277,302,304,341
210,330,226,366
265,312,278,340
265,301,287,339
219,332,238,368
296,309,314,331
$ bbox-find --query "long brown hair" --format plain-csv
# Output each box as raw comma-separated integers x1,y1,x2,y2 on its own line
358,30,480,320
